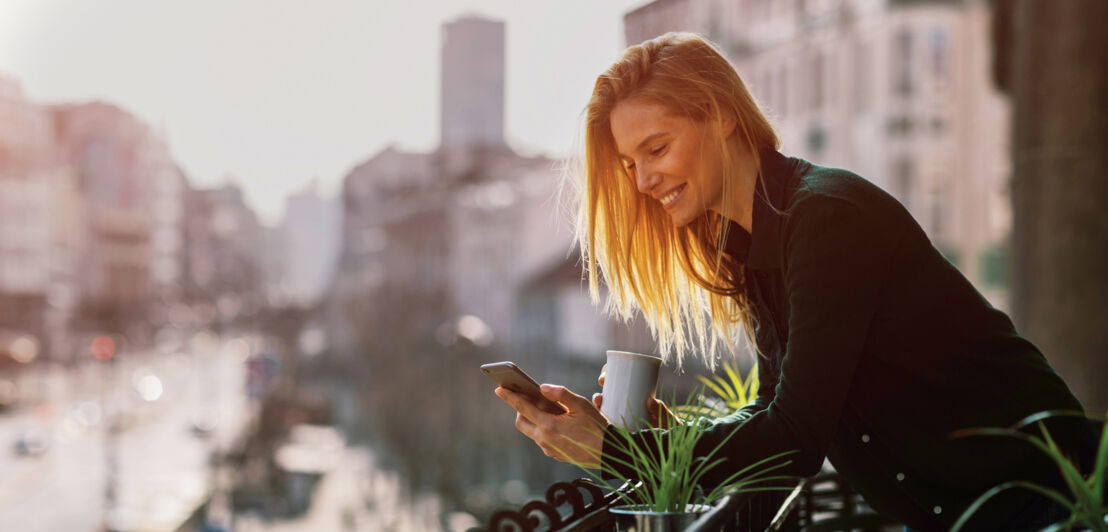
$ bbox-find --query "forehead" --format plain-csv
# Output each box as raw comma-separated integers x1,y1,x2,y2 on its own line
609,98,685,157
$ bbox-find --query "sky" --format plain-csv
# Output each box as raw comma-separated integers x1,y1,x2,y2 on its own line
0,0,646,224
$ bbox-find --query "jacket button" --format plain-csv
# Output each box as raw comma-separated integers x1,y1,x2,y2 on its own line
896,472,905,482
933,506,942,515
861,434,871,443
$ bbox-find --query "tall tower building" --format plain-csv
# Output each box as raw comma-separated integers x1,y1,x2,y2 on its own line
280,181,340,306
440,16,506,149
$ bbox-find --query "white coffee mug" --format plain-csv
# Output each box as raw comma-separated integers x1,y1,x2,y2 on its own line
601,350,662,430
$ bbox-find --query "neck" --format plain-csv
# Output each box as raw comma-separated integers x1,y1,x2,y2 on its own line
712,146,759,234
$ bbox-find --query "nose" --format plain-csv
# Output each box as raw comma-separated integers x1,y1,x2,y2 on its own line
636,163,660,194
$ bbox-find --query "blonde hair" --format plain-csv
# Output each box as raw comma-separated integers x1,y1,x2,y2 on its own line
567,32,779,369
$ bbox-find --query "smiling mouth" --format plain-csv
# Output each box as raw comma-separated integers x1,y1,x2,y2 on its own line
660,184,687,209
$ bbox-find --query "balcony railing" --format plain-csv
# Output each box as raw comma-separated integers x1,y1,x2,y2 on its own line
471,471,899,532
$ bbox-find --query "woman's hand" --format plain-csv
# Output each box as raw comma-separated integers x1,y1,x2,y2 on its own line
495,384,609,468
592,364,676,429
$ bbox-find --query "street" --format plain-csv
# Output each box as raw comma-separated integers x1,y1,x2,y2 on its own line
0,337,253,531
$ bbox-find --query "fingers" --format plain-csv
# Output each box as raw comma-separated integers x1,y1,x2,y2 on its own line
515,413,561,459
496,385,606,467
539,384,591,412
592,392,603,410
514,412,540,440
651,398,673,429
495,386,547,425
598,364,606,387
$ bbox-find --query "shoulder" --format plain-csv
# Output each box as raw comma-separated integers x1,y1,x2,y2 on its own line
780,160,910,251
787,160,903,218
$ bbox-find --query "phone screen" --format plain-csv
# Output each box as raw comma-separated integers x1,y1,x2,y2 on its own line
481,361,566,414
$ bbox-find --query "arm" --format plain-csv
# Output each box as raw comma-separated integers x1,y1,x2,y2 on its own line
602,197,903,483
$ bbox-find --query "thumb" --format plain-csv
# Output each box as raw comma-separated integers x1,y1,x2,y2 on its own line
540,384,587,410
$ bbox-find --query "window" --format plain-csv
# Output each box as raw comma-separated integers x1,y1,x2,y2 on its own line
811,52,825,111
806,125,827,154
894,29,913,96
778,66,789,117
930,184,945,237
980,241,1010,289
854,40,870,114
929,27,949,84
893,157,915,211
931,116,947,137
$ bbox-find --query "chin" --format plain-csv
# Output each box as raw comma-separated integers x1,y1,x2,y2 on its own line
668,211,697,228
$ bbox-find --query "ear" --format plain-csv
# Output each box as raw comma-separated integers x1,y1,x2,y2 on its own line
719,107,738,139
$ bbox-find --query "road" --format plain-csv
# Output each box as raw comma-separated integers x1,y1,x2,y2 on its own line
0,337,254,531
234,446,449,532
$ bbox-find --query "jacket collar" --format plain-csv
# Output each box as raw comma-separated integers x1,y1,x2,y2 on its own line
723,149,797,271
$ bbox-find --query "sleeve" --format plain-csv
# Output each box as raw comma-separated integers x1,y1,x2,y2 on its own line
600,197,903,485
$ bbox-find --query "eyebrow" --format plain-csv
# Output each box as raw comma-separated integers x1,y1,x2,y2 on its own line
618,132,667,160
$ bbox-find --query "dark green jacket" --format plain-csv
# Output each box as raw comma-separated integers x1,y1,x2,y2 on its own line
602,150,1091,530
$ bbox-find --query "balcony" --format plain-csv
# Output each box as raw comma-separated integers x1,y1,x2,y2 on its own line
471,470,899,531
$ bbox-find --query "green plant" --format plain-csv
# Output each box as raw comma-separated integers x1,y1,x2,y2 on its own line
950,410,1108,532
560,388,795,513
672,362,758,420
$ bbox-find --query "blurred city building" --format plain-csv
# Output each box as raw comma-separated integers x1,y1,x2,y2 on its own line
0,83,191,360
331,15,582,361
329,14,680,382
0,75,79,363
183,184,265,330
52,102,157,343
331,145,442,352
323,17,615,506
270,180,341,308
625,0,1012,308
147,149,188,314
1,70,278,365
440,16,506,151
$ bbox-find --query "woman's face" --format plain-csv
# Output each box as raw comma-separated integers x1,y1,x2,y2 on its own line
609,97,726,228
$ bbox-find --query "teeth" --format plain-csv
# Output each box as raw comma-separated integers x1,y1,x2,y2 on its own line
661,186,682,206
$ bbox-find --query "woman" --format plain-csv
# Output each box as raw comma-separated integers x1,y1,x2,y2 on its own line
494,32,1095,530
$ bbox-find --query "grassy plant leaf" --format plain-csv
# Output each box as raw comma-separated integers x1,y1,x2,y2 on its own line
722,364,742,404
1037,422,1098,511
949,426,1023,440
951,481,1075,532
698,376,732,406
1094,410,1108,502
558,385,798,512
1009,410,1090,432
702,452,796,502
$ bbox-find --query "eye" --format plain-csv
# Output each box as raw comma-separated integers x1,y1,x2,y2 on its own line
649,144,667,156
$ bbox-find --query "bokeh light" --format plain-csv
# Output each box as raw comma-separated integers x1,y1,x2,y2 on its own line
135,374,164,402
9,335,38,363
91,336,115,361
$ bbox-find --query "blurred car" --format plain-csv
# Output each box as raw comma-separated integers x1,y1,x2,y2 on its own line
189,411,219,438
13,427,50,456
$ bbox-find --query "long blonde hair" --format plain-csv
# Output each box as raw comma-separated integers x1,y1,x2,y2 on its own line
567,32,779,369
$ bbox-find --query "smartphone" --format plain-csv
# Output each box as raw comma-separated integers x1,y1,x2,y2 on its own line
481,361,567,414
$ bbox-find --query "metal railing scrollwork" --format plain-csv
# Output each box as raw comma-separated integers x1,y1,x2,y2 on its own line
474,478,627,532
